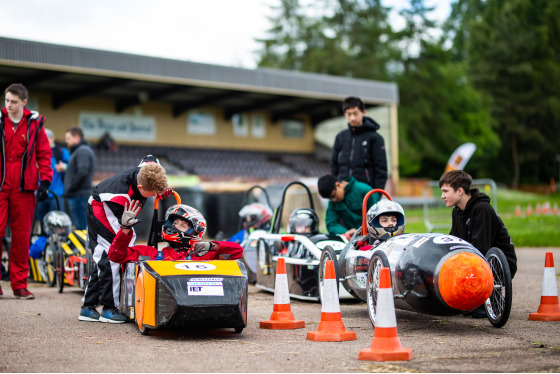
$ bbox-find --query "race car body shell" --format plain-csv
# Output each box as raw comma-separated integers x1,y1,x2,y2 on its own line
255,232,351,301
120,260,248,331
341,233,493,315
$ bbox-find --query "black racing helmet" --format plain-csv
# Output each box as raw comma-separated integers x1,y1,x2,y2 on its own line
287,208,319,235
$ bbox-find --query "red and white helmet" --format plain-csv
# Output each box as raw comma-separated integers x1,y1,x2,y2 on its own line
161,204,206,249
239,203,273,230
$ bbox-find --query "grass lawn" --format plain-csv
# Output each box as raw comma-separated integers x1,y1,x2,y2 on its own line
404,189,560,247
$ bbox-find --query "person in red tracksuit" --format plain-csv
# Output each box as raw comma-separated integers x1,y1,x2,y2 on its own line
108,201,243,264
0,83,53,299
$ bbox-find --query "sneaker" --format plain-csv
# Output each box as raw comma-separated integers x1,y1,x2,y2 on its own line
13,288,34,299
0,283,3,299
79,306,101,322
99,307,128,324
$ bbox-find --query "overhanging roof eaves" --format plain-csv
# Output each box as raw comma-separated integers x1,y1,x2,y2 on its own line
0,37,399,105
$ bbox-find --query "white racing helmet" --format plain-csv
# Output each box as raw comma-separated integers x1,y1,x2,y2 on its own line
366,199,405,239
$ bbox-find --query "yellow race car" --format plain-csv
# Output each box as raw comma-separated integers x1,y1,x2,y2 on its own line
118,192,249,335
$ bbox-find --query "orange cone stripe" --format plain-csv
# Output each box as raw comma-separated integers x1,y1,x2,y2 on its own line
272,303,292,312
372,326,398,338
541,296,559,304
318,312,342,321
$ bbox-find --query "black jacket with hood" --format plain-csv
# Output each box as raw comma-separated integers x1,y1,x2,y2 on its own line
331,116,387,189
450,188,517,277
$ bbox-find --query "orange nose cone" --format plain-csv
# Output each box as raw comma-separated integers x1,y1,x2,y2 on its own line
438,252,494,311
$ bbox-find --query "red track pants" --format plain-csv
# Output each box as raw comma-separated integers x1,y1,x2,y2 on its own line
0,168,36,291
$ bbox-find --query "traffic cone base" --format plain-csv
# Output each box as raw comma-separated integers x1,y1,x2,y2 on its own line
260,304,305,329
306,317,357,341
260,319,305,329
358,326,413,361
529,296,560,321
528,252,560,321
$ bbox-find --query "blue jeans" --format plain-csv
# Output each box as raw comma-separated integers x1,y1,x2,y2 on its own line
67,196,88,230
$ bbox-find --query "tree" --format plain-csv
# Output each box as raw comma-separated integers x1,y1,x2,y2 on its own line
467,0,560,186
257,0,398,80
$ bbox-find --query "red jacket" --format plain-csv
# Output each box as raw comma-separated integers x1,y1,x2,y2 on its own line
0,108,53,191
108,228,243,263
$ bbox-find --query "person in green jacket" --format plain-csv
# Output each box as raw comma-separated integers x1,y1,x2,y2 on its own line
317,174,379,239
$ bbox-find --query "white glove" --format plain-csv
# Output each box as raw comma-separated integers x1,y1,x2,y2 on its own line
190,241,214,257
121,200,141,228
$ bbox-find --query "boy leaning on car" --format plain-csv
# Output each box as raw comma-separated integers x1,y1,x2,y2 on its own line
78,156,171,323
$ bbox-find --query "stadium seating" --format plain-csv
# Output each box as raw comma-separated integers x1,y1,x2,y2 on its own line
93,144,330,182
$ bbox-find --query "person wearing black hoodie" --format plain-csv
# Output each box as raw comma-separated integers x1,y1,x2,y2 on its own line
439,170,517,277
331,96,388,190
440,170,517,318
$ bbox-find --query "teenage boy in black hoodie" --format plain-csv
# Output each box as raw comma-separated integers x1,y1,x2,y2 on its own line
439,170,517,277
440,170,517,318
331,96,388,190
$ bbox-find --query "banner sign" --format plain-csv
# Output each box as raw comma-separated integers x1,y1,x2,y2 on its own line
79,112,156,141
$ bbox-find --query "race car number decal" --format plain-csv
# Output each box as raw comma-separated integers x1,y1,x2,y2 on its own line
187,278,224,296
432,235,469,245
174,262,217,271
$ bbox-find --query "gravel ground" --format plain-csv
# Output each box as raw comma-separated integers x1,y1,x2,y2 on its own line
1,247,560,373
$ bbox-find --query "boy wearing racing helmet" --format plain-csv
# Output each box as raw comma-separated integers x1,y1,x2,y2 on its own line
358,199,406,250
229,202,273,243
287,208,319,235
108,201,243,263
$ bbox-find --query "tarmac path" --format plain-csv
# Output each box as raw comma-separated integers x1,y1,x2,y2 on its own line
1,248,560,373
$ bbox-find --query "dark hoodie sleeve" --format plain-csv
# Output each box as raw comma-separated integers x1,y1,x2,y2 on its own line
331,134,341,176
369,134,387,189
468,203,496,252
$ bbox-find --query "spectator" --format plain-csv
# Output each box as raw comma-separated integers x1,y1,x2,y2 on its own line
0,83,52,299
331,96,388,189
64,127,95,230
439,170,517,277
108,201,243,264
97,131,117,151
318,174,379,239
439,170,517,318
36,129,70,222
79,157,171,323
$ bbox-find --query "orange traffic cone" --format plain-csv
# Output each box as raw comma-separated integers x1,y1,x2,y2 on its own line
260,257,305,329
515,204,521,217
536,203,542,215
527,203,533,216
554,203,559,215
529,252,560,321
306,260,356,342
543,201,551,214
358,267,413,362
